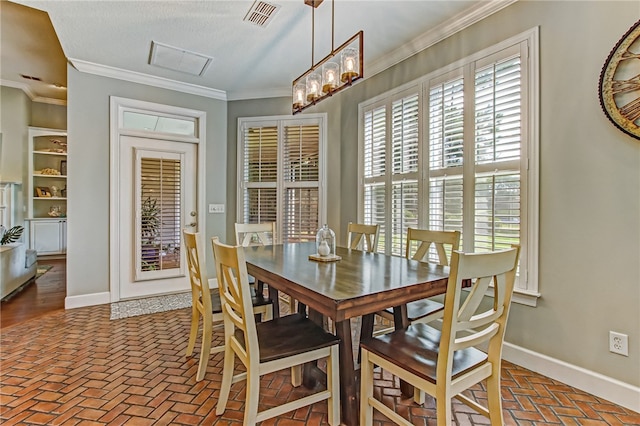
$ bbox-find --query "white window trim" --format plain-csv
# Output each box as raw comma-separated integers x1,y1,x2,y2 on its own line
237,113,328,243
358,27,540,306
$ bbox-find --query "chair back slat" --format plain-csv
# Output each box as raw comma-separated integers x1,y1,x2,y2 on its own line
212,237,259,358
235,222,276,247
347,222,379,252
405,228,460,265
183,230,212,319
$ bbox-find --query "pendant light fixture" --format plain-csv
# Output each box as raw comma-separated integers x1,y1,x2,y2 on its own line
292,0,363,114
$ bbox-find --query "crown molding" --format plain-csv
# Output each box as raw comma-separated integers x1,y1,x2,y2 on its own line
1,79,67,106
227,0,517,102
367,0,519,78
69,58,228,101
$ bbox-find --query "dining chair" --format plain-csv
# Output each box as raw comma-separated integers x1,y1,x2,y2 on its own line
234,222,296,313
360,246,520,426
212,237,341,426
182,229,273,382
346,222,379,252
378,228,461,328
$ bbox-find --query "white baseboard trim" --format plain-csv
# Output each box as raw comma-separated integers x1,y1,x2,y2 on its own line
503,342,640,413
65,292,110,309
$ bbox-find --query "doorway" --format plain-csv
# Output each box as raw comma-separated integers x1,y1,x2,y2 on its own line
110,97,206,302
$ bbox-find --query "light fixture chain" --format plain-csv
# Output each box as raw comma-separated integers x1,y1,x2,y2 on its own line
311,5,315,67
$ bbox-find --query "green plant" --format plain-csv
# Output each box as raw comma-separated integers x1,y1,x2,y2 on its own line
1,225,24,245
141,196,161,246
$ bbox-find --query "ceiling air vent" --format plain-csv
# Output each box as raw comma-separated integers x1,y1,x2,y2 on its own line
244,1,281,28
149,41,213,76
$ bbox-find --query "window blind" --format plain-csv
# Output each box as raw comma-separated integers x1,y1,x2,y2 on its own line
239,118,324,244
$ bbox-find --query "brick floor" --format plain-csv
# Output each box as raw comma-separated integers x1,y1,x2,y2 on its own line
1,304,639,425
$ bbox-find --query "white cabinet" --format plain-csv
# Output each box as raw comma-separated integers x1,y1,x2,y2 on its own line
28,127,67,256
29,219,66,255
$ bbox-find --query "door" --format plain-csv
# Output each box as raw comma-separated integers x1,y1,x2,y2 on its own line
118,135,197,299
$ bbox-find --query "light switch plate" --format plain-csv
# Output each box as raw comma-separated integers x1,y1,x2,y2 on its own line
208,204,225,214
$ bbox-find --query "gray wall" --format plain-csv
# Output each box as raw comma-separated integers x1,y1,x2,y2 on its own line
66,65,227,295
228,1,640,386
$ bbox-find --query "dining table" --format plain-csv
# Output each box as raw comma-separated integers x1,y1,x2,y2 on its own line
243,242,451,426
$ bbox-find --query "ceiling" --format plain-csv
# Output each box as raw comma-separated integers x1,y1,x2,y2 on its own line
1,0,514,105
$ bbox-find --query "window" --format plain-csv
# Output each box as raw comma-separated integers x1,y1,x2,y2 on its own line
238,115,326,243
359,29,539,305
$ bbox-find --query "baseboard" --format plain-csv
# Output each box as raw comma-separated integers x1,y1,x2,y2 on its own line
503,342,640,413
65,292,110,309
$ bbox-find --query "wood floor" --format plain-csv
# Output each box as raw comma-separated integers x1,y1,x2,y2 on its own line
1,260,639,425
0,258,66,329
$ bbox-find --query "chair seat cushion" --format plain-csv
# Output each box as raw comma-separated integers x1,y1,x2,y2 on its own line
383,298,444,322
235,313,340,363
210,289,272,314
360,323,487,383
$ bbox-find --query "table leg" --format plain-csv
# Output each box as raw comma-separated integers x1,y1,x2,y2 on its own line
334,319,358,426
267,285,280,318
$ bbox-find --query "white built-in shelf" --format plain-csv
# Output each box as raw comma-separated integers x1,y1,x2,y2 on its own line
33,150,67,156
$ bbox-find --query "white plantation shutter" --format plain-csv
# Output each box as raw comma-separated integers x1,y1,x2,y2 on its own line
242,125,278,224
359,33,538,301
473,52,522,253
390,94,419,255
282,124,320,242
239,116,325,244
363,106,386,251
427,74,465,261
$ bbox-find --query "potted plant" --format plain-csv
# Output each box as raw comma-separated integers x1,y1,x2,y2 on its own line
1,225,24,245
140,196,161,270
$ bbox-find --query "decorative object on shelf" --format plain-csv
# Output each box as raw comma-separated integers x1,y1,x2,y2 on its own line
38,167,61,175
50,186,59,197
599,19,640,140
292,0,363,114
60,160,67,176
49,138,67,153
309,224,341,262
48,205,62,217
61,186,67,198
0,225,24,245
36,187,52,197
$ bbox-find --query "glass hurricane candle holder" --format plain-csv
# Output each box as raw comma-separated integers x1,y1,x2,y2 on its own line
316,224,336,257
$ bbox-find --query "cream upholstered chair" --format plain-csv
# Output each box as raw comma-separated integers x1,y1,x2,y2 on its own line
234,222,296,313
182,230,272,382
212,237,341,426
360,246,520,426
378,228,461,328
346,222,379,252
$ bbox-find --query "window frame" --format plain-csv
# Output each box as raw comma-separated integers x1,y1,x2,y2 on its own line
237,113,328,244
358,28,539,306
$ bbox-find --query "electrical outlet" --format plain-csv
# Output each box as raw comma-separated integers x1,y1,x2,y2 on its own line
609,331,628,356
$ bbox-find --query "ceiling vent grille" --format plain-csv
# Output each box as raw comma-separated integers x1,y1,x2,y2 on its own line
244,1,281,28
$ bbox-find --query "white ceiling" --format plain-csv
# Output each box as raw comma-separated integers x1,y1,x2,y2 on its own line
2,0,514,105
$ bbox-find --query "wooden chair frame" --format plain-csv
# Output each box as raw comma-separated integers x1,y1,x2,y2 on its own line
183,230,272,382
347,222,379,252
361,246,520,426
213,237,341,425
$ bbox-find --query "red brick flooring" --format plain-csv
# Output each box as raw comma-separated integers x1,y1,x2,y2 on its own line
1,301,639,425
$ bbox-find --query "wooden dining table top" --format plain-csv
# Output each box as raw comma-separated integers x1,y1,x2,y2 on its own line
243,241,450,323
